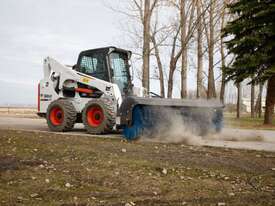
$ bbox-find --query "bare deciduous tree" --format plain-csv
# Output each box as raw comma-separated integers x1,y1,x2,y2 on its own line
151,32,165,97
167,25,182,98
108,0,159,93
141,0,158,93
219,0,226,103
166,0,196,98
196,0,203,98
207,0,217,99
109,0,234,102
180,0,188,98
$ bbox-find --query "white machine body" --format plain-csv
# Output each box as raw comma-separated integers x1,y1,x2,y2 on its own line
38,56,145,119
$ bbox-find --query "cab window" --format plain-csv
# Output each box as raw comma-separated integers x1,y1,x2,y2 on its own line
79,53,109,81
109,52,130,93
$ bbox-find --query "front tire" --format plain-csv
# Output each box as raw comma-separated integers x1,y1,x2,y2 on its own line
46,99,77,132
82,99,115,134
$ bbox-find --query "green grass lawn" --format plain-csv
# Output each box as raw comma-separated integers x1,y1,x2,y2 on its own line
224,113,275,130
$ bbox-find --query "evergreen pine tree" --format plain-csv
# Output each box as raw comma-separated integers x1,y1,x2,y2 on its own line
223,0,275,124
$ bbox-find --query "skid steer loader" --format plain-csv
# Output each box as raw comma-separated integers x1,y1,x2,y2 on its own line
38,46,223,140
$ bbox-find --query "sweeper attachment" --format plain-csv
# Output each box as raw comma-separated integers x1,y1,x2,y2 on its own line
119,97,223,140
38,47,223,140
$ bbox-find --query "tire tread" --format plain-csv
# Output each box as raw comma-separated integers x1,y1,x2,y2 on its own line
82,98,116,134
46,99,77,132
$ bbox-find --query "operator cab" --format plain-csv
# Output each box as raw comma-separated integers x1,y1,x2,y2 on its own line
75,47,132,95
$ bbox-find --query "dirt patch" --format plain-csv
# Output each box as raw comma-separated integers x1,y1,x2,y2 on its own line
0,156,20,172
0,156,43,172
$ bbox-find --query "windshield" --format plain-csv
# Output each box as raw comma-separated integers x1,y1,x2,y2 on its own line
109,52,131,94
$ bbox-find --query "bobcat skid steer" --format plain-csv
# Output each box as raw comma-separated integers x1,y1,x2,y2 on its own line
37,47,223,140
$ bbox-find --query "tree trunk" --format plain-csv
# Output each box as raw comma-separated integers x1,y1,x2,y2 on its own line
207,0,216,99
142,0,151,94
180,0,188,99
196,0,203,98
220,68,226,103
259,85,263,118
255,83,263,118
220,41,226,103
237,82,242,119
251,82,255,118
264,75,275,124
219,2,226,103
151,35,165,97
167,25,181,98
181,49,188,98
167,60,176,98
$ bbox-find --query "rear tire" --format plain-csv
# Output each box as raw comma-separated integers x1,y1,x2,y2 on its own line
46,99,77,132
82,99,115,134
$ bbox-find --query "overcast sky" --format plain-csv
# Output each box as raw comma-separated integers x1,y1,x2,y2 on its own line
0,0,128,105
0,0,239,106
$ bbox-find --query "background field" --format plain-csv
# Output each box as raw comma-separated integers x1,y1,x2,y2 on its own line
0,107,37,118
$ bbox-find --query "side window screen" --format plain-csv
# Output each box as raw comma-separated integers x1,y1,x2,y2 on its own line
80,56,97,73
79,53,109,81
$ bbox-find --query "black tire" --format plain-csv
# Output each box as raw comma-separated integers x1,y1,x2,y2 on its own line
82,98,115,134
46,99,77,132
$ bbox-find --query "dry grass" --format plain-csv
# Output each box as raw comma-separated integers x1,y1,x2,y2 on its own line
224,113,275,130
0,129,275,206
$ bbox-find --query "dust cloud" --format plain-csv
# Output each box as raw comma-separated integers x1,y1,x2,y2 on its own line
140,105,264,146
206,130,264,142
141,113,204,145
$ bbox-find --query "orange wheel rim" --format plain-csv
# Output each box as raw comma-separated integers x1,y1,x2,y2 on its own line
87,106,104,127
50,106,64,126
